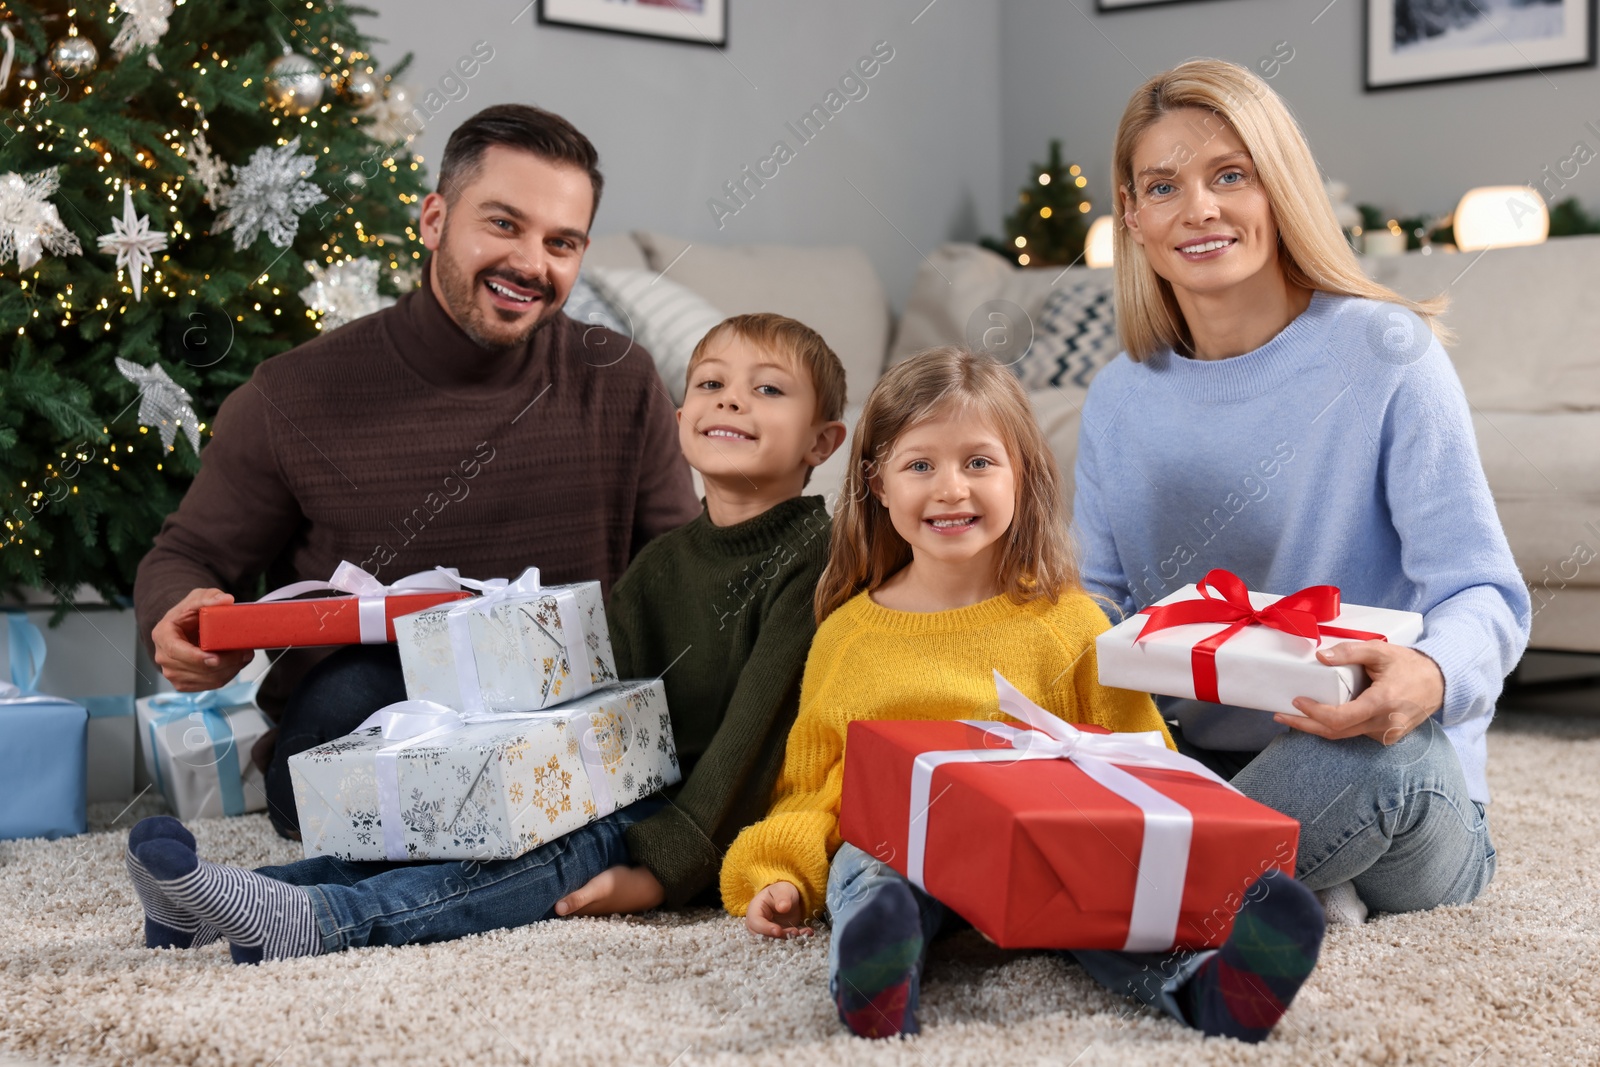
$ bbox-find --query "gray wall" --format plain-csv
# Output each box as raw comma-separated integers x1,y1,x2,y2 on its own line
368,1,1598,308
999,0,1600,230
365,1,1003,306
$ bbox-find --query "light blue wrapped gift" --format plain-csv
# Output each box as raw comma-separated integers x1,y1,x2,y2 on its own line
2,609,137,802
0,669,88,841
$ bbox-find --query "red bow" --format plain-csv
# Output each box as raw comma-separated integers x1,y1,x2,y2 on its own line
1136,569,1384,704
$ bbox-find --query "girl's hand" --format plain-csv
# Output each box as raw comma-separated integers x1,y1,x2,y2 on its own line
554,865,665,917
745,881,812,939
1278,641,1445,745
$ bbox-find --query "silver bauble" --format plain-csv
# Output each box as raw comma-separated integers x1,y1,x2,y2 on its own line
266,52,323,115
49,35,99,79
343,68,379,110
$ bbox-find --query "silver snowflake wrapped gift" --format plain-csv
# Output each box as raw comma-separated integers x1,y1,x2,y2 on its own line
213,137,328,251
299,257,394,330
115,358,201,452
1,167,83,270
97,186,167,301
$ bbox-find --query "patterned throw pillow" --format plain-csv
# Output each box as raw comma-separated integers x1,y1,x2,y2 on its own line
1012,279,1119,392
583,267,725,405
562,275,629,337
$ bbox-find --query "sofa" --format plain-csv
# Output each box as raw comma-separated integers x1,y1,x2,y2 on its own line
583,230,1600,654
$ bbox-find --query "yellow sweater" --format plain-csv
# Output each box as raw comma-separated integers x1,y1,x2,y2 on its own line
719,588,1171,919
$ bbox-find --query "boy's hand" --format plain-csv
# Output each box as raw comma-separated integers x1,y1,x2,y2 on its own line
745,881,812,939
554,866,665,917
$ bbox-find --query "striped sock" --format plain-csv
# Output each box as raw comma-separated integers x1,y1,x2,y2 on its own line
1178,869,1325,1043
124,816,221,950
832,879,925,1039
133,837,324,964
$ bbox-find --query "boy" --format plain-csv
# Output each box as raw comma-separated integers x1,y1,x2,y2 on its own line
122,312,849,959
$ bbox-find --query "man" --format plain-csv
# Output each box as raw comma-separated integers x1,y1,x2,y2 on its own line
135,104,699,838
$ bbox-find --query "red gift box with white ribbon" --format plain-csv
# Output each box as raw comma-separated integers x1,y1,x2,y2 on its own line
198,561,473,651
838,673,1299,952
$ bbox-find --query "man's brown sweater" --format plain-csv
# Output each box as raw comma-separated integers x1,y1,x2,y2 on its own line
134,254,700,714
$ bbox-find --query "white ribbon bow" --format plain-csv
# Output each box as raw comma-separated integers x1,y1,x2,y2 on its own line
356,695,618,861
260,560,465,644
904,671,1239,953
439,566,591,716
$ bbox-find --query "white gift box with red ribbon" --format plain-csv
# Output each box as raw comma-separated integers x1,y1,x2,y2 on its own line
1097,569,1425,715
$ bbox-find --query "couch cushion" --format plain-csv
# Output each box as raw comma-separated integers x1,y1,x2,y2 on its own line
891,244,1116,368
632,231,891,410
1362,234,1600,413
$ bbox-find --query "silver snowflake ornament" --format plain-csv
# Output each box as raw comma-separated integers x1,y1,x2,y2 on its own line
184,131,230,204
110,0,173,57
213,136,327,252
97,186,167,301
115,358,200,453
0,167,83,271
299,257,394,330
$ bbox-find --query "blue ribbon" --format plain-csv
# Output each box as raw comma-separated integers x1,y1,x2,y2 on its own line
145,679,260,817
6,610,134,717
5,610,48,693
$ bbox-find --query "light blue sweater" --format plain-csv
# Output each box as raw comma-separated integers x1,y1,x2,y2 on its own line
1071,289,1531,804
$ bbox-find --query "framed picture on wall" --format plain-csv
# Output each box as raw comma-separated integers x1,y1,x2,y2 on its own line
1366,0,1595,89
538,0,727,47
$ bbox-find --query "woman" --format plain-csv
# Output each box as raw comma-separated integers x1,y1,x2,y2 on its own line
1072,58,1529,934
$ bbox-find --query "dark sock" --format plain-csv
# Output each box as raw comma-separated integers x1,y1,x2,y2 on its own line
833,879,925,1039
1177,869,1325,1043
134,837,324,964
124,816,221,950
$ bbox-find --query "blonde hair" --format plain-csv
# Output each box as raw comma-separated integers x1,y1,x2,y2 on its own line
814,347,1077,623
687,312,847,423
1111,58,1453,361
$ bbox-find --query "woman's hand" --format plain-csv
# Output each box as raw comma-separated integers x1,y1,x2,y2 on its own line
554,865,665,917
745,881,812,939
1277,641,1445,745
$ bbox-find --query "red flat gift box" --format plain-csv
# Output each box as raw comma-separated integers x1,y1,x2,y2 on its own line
839,716,1299,951
198,591,472,651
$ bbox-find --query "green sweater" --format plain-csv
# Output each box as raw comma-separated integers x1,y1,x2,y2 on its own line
610,494,831,907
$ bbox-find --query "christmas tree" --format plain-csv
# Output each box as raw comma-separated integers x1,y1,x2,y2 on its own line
982,139,1094,268
0,0,431,604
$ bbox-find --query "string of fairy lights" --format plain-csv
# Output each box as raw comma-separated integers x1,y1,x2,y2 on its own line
1,0,430,560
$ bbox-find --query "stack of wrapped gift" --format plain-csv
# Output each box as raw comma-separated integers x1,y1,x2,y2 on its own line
197,561,473,651
137,680,271,820
290,568,680,862
839,673,1300,952
1096,569,1426,714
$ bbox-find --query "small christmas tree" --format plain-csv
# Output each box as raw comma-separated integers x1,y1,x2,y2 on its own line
982,139,1094,268
0,0,431,603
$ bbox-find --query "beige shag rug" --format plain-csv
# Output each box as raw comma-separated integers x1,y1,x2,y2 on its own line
3,714,1597,1067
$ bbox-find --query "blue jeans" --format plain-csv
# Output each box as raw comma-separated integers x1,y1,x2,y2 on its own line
256,798,662,952
1074,718,1497,1020
824,842,950,1016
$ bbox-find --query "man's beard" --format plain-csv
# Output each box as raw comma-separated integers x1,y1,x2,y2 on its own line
433,229,560,352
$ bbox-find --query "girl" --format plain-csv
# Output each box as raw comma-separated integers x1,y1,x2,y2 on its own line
721,348,1326,1042
1075,58,1527,926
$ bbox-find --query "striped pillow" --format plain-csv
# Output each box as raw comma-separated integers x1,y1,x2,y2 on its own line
584,267,726,405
